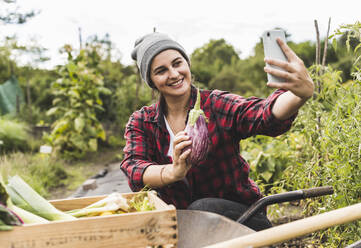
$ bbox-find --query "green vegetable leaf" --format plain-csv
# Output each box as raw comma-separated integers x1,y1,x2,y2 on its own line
74,117,85,132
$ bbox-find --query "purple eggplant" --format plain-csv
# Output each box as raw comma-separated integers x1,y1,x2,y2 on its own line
184,88,210,165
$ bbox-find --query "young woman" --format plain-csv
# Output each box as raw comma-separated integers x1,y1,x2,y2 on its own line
120,32,314,231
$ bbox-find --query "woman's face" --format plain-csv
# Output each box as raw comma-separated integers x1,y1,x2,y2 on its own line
150,49,191,98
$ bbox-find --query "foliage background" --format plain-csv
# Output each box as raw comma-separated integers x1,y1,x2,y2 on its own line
0,3,360,245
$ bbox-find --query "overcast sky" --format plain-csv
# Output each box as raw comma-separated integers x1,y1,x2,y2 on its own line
1,0,361,69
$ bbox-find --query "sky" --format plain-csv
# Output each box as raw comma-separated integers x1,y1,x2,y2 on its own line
1,0,361,69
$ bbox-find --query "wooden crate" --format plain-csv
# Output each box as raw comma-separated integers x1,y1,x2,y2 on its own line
1,191,178,248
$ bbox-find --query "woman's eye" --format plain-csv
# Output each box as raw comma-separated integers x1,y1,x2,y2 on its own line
173,61,182,67
156,69,166,75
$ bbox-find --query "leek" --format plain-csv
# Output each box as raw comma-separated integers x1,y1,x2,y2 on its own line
7,175,76,221
8,204,48,224
1,173,49,225
67,192,129,217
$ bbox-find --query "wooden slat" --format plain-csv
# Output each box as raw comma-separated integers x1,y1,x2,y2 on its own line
50,192,137,211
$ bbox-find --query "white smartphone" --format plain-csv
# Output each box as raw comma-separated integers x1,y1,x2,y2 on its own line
262,30,287,83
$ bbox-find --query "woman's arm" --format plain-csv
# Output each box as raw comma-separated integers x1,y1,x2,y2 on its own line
264,38,314,120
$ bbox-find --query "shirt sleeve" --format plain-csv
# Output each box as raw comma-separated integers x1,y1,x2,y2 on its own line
211,89,296,140
120,112,156,192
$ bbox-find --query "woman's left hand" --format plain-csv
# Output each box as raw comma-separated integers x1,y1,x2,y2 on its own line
264,38,314,100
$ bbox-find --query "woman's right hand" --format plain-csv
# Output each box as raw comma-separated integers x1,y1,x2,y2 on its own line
170,131,192,181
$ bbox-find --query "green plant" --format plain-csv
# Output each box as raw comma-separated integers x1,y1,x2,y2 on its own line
252,22,361,246
0,117,30,153
331,21,361,82
241,134,297,194
246,31,360,245
0,153,78,197
277,64,361,246
114,74,153,129
46,45,111,159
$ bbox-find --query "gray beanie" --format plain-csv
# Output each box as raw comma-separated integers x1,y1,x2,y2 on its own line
131,32,190,88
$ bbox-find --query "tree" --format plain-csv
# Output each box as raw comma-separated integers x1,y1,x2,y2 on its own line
0,0,43,82
0,43,16,82
0,0,38,25
190,39,240,86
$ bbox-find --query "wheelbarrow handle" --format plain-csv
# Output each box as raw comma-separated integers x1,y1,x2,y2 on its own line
206,202,361,248
237,186,334,224
302,186,334,198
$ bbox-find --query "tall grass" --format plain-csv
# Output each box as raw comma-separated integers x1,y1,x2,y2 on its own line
0,153,87,198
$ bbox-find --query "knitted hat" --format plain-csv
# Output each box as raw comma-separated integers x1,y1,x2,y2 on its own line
131,32,190,88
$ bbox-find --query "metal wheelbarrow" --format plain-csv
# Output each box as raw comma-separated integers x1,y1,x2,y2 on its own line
176,186,337,247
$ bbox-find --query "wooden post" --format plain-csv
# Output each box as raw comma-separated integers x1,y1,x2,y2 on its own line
322,17,332,67
78,27,83,50
314,20,321,66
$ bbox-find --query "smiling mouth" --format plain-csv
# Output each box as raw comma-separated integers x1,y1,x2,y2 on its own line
168,78,184,87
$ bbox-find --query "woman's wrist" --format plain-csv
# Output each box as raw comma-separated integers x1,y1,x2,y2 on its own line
160,166,167,185
160,164,176,186
161,164,185,186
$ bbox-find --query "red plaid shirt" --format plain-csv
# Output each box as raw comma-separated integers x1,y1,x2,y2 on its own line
120,86,296,209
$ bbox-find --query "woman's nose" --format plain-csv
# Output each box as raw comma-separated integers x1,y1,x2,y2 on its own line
168,67,179,78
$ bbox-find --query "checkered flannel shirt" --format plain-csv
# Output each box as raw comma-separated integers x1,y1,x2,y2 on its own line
120,86,296,209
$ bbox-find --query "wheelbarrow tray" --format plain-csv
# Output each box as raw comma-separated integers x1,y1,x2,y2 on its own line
177,209,255,248
176,186,337,248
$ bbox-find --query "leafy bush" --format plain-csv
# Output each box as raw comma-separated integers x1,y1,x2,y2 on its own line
241,134,297,194
114,74,153,129
46,45,111,160
0,118,30,153
285,71,361,246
